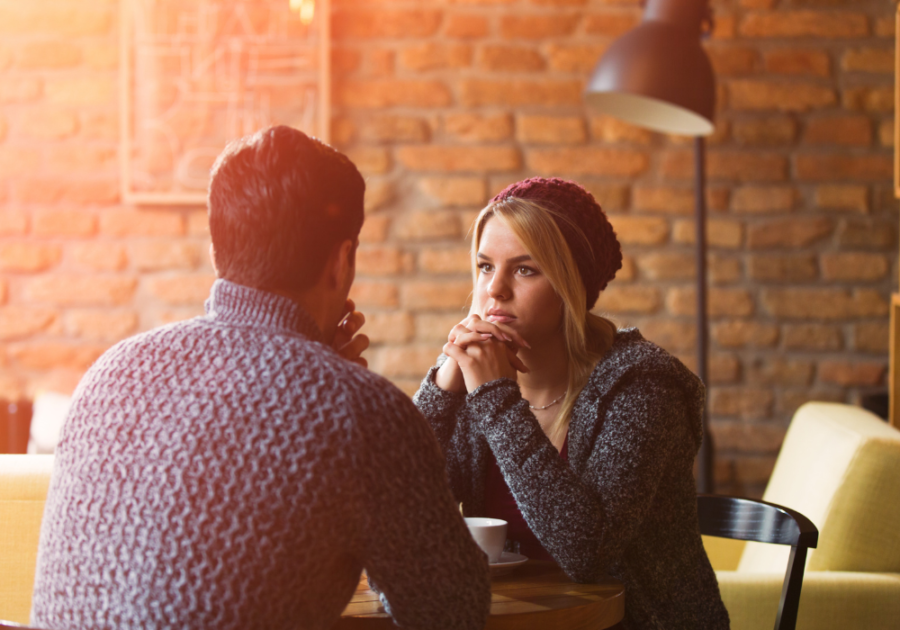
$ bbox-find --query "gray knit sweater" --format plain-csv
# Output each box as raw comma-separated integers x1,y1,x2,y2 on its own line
31,279,490,630
413,328,730,629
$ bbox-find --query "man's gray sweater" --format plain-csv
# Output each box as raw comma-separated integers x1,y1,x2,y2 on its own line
413,328,730,629
31,279,490,630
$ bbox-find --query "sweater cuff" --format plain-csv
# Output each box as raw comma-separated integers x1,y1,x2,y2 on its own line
412,359,466,418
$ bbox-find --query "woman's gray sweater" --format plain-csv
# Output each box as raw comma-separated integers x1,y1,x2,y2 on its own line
413,328,730,630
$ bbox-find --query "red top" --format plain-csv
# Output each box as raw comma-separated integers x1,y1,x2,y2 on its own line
484,436,569,562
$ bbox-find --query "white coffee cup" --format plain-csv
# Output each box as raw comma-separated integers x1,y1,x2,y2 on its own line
464,517,508,563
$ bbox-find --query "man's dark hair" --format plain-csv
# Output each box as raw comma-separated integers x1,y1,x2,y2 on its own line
208,125,365,293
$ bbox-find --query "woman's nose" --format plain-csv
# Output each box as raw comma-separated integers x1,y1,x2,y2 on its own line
488,274,510,300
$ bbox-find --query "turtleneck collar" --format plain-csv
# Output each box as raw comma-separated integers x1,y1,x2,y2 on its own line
205,279,324,344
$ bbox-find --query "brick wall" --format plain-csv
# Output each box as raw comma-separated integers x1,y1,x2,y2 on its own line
0,0,896,496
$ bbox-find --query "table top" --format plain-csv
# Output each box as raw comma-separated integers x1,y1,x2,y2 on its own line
336,561,625,630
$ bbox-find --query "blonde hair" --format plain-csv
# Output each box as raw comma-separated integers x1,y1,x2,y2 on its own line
471,197,618,437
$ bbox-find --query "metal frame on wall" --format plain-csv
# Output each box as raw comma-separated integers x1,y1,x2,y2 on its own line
119,0,331,206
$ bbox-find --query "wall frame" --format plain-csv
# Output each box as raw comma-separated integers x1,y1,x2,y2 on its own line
119,0,331,206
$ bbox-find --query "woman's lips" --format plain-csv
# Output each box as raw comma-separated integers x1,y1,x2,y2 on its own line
486,313,516,324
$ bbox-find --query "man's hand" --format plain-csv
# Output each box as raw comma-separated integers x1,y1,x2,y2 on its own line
333,299,369,368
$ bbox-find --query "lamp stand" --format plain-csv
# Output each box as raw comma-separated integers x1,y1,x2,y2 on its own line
694,136,714,493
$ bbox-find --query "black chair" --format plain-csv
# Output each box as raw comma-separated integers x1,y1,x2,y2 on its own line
697,494,819,630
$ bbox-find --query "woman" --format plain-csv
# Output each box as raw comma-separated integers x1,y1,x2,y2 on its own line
412,178,729,629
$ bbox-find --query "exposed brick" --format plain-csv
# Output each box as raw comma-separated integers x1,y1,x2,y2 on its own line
712,422,785,454
749,254,818,282
419,247,471,275
0,211,28,236
795,154,892,181
632,187,693,215
778,389,846,418
589,116,655,145
443,113,514,143
583,10,640,36
27,275,137,306
608,216,669,245
349,281,399,308
365,311,415,344
747,217,833,249
44,77,114,106
130,241,201,272
357,246,409,277
358,115,430,144
762,288,888,319
48,146,117,173
460,79,583,107
15,179,118,205
516,115,586,145
814,185,869,213
420,177,487,207
395,211,461,241
842,48,893,74
402,281,472,310
64,310,138,342
332,48,361,76
0,115,6,142
17,106,80,140
708,354,742,385
854,322,888,354
708,47,759,75
336,80,452,108
732,117,797,146
636,253,695,281
874,15,894,38
17,41,81,68
838,220,896,249
400,43,473,71
729,80,835,112
712,13,737,40
739,11,868,39
616,256,638,282
479,44,544,72
397,146,521,173
0,147,41,176
364,180,395,213
544,43,608,73
71,243,127,272
581,183,629,212
820,253,889,282
748,358,814,386
732,186,797,213
640,320,697,352
0,243,62,272
82,43,117,71
346,147,391,175
527,148,648,177
415,313,465,343
0,77,41,103
879,120,893,148
333,10,442,39
711,388,774,420
783,324,843,351
803,115,872,146
32,209,97,237
80,111,118,141
713,321,780,348
842,86,893,113
8,343,106,372
673,219,744,249
99,210,184,238
0,6,113,36
445,13,489,39
500,14,580,39
663,150,787,182
667,288,755,318
359,215,391,244
0,307,57,341
710,255,743,285
374,346,440,379
365,49,394,77
819,361,886,387
596,286,662,315
763,49,830,77
146,275,215,306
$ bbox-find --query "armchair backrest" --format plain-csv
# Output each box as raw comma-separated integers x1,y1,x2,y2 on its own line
737,402,900,574
0,455,54,624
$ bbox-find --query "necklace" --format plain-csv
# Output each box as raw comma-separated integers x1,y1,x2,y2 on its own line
528,391,567,411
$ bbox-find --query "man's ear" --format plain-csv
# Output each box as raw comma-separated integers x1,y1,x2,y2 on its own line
327,239,357,290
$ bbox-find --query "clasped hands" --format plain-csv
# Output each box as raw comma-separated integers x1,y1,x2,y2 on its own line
436,315,530,394
333,299,369,368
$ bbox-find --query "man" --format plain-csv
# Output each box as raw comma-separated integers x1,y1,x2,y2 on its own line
31,126,491,630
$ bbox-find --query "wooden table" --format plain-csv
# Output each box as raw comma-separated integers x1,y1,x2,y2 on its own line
335,561,625,630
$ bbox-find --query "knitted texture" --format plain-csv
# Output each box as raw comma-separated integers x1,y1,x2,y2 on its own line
31,280,490,630
491,177,623,309
413,329,730,630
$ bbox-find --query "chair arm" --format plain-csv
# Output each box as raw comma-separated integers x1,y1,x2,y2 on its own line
715,570,900,630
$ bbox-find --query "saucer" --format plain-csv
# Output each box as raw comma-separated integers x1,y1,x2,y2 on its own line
489,551,528,576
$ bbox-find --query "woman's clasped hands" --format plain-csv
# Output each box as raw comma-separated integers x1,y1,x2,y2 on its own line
436,314,531,394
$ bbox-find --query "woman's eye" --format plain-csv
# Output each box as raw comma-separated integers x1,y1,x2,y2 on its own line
478,263,493,273
517,266,536,276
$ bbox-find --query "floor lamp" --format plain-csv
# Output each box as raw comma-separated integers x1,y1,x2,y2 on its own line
584,0,718,493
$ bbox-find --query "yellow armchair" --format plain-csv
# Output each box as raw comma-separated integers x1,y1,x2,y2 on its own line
707,402,900,630
0,455,53,625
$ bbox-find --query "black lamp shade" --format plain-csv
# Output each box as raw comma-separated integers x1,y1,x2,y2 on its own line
585,0,716,136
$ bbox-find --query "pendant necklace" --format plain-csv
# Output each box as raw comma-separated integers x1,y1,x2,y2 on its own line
529,391,567,411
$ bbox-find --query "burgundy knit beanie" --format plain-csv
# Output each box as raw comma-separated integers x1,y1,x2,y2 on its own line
490,177,622,310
